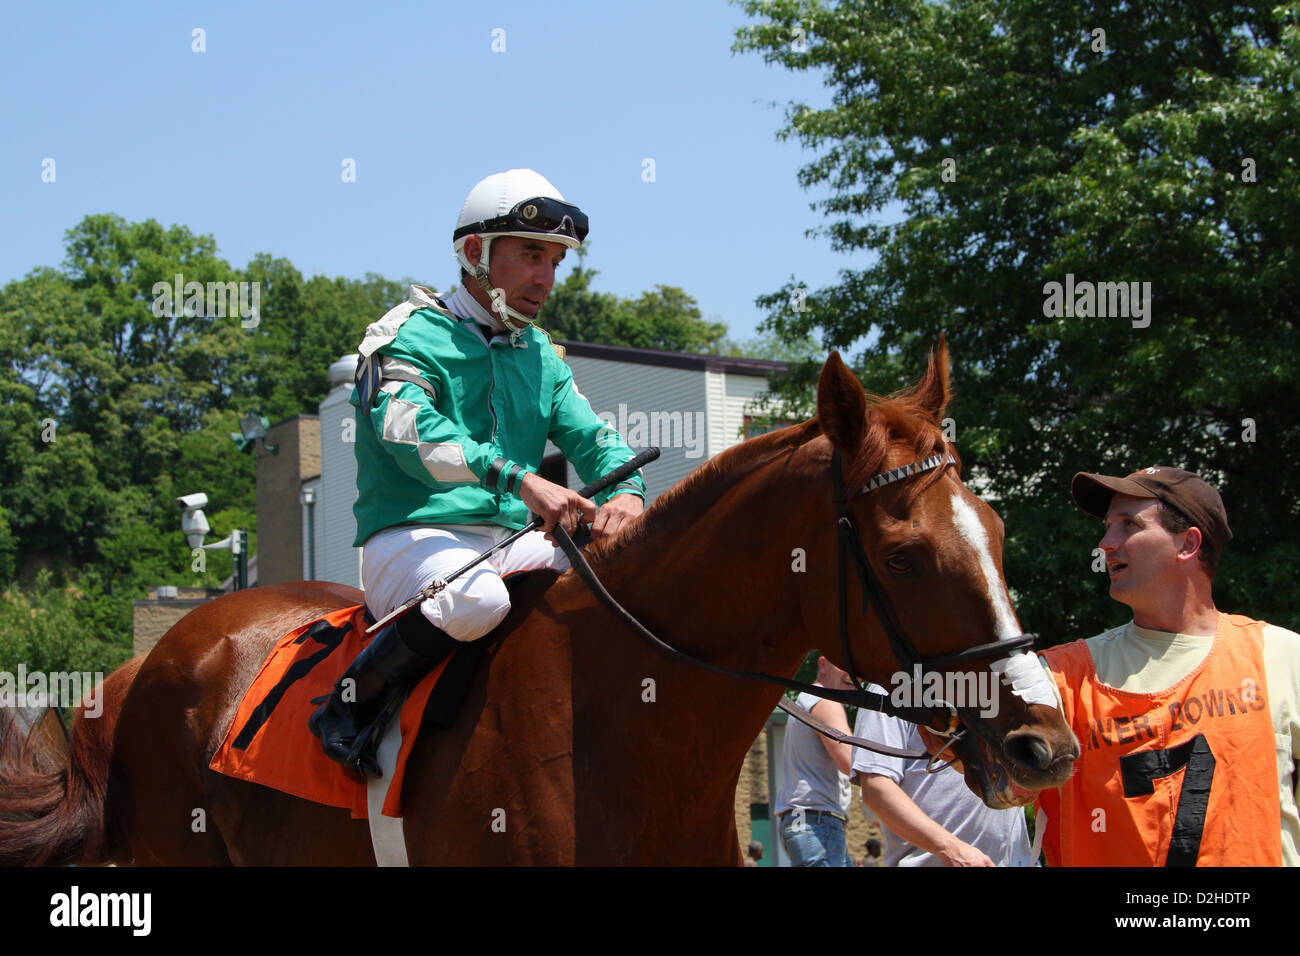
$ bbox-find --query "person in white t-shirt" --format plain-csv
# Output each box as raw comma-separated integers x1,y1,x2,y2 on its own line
852,688,1036,867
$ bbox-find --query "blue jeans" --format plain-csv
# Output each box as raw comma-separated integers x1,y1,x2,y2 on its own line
779,810,848,867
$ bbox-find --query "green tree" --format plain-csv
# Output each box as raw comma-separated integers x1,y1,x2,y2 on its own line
541,248,730,353
735,0,1300,640
721,330,823,364
1,217,281,668
0,571,132,682
243,256,412,419
0,506,16,585
537,249,627,344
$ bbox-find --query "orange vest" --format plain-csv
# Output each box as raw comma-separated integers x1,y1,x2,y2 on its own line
1037,614,1281,866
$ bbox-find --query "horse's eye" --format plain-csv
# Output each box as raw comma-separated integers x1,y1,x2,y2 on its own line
886,554,912,574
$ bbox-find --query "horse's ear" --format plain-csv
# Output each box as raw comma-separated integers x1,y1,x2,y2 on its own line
817,351,867,453
910,335,952,424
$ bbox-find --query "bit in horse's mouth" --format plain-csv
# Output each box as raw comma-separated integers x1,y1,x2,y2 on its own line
941,720,1044,809
971,733,1038,808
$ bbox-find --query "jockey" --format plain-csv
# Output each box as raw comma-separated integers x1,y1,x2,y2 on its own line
310,168,647,778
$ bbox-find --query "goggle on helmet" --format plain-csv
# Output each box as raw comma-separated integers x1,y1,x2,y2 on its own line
453,196,588,247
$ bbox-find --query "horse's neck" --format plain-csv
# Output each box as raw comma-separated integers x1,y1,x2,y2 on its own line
568,453,817,827
592,461,812,680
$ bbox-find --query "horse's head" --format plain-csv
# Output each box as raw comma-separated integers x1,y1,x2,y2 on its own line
802,340,1078,807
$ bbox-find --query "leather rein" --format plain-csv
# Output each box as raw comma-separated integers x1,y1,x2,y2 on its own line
554,445,1037,765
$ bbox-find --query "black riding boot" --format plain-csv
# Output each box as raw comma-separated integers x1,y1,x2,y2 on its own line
308,611,460,779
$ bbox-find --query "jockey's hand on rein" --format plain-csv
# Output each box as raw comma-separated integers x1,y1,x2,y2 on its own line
589,492,644,543
520,472,597,545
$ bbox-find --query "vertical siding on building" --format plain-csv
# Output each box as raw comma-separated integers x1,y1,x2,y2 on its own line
705,369,729,458
561,356,709,503
317,385,361,588
723,372,779,444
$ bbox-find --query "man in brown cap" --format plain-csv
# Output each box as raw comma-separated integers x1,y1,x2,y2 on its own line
1034,466,1300,867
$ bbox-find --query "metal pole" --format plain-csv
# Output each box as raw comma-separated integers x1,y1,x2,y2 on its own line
235,528,249,590
301,491,316,579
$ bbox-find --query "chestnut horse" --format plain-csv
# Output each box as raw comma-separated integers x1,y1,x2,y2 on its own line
0,344,1078,865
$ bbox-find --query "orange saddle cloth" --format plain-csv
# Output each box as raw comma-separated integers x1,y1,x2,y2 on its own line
209,604,453,819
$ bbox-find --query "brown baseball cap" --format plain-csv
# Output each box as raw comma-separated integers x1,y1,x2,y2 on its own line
1071,466,1233,553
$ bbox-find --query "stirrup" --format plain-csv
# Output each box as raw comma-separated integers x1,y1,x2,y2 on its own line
308,684,394,781
340,694,405,780
308,616,457,780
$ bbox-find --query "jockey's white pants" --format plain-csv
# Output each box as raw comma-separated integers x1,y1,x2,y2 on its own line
360,524,570,643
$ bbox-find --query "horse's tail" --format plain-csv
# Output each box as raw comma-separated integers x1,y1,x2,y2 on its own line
0,655,143,866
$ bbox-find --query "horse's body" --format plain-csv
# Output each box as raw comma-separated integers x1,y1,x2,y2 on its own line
0,345,1079,865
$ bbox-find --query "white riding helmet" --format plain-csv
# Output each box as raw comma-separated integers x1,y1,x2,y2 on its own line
453,169,588,332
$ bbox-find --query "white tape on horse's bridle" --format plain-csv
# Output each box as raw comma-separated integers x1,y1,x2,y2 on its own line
989,651,1060,709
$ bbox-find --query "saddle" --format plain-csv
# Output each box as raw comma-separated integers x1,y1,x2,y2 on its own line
208,575,538,818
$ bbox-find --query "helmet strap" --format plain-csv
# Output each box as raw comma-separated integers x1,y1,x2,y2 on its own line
455,236,535,334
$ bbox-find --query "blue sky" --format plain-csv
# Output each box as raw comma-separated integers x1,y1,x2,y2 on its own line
1,0,849,344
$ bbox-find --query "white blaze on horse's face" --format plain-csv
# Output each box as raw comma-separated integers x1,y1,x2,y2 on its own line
948,491,1061,714
947,493,1020,641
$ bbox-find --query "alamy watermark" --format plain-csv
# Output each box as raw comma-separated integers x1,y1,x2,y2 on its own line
1042,274,1152,328
151,273,260,328
0,666,103,718
889,664,999,719
50,886,150,936
596,403,705,459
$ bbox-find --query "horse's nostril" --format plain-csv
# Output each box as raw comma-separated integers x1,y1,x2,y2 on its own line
1006,735,1052,771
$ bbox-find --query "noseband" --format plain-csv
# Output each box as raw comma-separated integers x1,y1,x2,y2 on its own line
553,444,1039,763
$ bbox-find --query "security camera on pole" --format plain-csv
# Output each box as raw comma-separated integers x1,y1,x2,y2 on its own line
176,493,249,590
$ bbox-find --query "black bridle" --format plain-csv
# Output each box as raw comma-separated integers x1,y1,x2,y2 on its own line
554,445,1038,762
832,447,1038,680
821,446,1036,761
